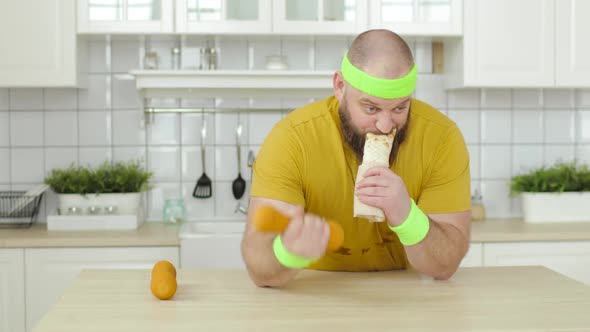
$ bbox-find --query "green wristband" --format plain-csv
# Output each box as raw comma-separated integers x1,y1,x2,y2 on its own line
273,235,317,269
389,199,430,246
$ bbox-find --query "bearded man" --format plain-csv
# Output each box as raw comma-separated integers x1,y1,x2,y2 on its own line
241,29,471,287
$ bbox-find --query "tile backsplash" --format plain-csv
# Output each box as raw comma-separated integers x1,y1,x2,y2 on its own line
0,36,589,221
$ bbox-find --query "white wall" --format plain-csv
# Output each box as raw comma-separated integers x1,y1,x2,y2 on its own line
0,35,589,221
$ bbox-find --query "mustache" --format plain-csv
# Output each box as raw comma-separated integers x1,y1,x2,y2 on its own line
339,106,409,164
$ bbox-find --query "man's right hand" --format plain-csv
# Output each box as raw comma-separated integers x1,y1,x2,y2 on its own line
280,207,331,260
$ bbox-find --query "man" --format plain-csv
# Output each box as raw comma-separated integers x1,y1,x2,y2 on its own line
241,29,471,287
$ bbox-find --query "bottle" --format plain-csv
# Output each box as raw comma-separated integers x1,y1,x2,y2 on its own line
208,48,217,70
471,189,486,221
171,47,181,70
199,47,210,70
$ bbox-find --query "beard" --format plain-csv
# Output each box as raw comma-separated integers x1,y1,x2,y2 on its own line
338,100,409,165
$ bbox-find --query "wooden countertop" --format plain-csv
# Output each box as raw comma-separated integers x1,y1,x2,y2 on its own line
32,266,590,332
471,219,590,242
3,219,590,249
0,223,180,248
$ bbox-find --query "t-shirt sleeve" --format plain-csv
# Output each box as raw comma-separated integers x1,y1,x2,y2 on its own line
417,125,471,214
250,120,306,206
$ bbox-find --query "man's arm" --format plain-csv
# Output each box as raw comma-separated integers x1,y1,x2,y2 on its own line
241,196,331,287
241,197,300,287
356,166,471,280
403,211,470,280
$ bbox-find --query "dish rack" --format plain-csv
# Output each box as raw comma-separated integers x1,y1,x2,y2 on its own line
0,191,45,228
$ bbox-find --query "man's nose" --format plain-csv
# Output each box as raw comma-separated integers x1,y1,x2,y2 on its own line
376,114,394,134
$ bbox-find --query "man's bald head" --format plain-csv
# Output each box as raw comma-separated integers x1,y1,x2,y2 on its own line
347,29,414,79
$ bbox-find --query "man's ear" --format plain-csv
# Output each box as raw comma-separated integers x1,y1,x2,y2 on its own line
333,71,345,101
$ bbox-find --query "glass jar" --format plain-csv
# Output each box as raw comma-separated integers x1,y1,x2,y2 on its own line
162,198,185,225
143,51,159,69
471,190,486,221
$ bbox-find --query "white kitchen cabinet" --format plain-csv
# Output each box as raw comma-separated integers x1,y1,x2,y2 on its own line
181,234,245,269
445,0,590,88
483,241,590,286
0,249,25,332
176,0,271,34
272,0,367,35
459,243,483,267
0,0,80,87
555,0,590,86
369,0,462,36
445,0,554,88
24,246,179,332
78,0,174,33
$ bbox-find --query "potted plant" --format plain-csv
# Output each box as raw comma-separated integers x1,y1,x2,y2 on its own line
45,160,153,215
510,161,590,223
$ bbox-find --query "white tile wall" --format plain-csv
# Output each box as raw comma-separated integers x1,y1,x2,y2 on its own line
0,112,9,146
45,111,78,146
10,112,44,146
2,37,590,222
0,89,9,110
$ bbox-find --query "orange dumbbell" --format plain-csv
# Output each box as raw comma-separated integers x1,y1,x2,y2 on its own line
253,205,344,251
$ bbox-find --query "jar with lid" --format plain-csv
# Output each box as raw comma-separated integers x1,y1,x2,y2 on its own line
143,52,159,69
471,189,486,221
200,47,218,70
162,198,185,225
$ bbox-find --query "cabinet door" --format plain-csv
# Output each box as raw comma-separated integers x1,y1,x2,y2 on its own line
463,0,554,87
24,247,179,332
78,0,174,33
556,0,590,87
483,242,590,286
460,243,483,267
176,0,271,34
180,234,245,269
0,0,77,87
0,249,25,332
273,0,367,35
369,0,462,36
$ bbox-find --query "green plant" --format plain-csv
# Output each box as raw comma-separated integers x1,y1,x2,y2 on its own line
44,160,153,194
510,161,590,196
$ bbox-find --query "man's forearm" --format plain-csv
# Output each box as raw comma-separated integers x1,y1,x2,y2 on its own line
403,220,469,280
241,233,299,287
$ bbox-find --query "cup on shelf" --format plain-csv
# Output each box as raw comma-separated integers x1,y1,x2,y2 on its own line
265,55,288,70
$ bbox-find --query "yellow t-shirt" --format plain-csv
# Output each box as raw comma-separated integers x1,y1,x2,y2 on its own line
251,96,470,272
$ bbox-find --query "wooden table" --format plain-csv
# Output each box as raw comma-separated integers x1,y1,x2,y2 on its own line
33,266,590,332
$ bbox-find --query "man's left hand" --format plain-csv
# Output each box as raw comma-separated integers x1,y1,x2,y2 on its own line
355,166,412,227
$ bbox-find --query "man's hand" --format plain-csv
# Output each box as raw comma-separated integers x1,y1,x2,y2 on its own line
355,166,412,227
280,207,331,259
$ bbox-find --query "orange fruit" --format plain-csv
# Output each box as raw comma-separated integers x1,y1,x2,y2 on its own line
152,260,176,278
150,272,177,300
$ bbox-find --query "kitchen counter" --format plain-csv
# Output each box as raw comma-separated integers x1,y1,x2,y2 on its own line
471,219,590,242
3,218,590,249
32,266,590,332
0,223,180,248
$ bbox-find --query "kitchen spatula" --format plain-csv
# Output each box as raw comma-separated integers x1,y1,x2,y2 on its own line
192,117,212,198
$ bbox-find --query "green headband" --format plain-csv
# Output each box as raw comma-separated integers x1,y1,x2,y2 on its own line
340,52,417,99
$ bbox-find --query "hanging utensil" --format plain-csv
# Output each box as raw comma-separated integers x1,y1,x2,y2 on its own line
232,123,246,200
193,115,212,199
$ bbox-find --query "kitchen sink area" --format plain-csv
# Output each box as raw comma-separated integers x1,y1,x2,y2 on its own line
179,219,247,269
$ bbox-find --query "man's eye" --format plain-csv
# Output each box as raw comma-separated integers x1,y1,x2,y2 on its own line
365,107,378,114
393,106,407,113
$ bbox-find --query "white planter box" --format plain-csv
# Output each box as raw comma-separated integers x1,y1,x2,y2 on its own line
47,212,144,231
58,193,141,215
522,192,590,223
